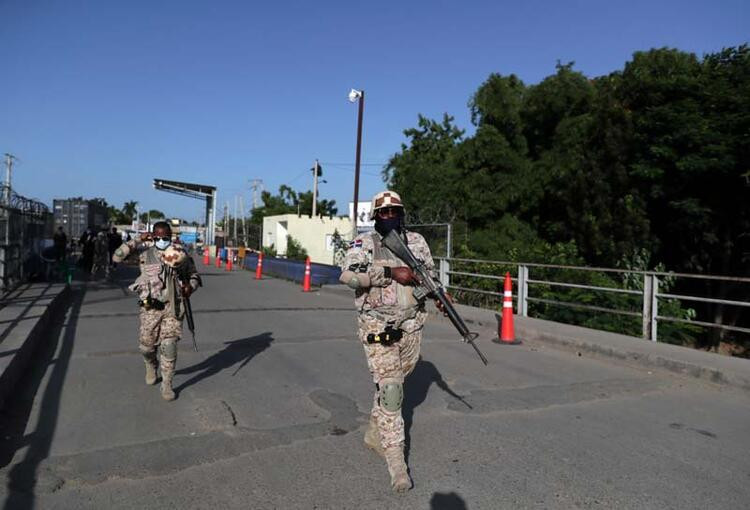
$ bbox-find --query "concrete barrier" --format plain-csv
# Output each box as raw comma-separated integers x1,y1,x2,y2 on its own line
0,283,70,410
243,254,341,286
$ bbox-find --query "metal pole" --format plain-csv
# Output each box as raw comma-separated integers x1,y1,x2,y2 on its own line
3,153,13,205
312,159,319,217
352,91,364,232
650,275,659,342
518,265,529,317
642,274,653,340
446,223,452,259
233,195,238,245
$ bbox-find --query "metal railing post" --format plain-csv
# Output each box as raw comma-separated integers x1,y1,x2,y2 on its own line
518,264,529,316
439,258,450,288
642,274,652,340
650,275,659,342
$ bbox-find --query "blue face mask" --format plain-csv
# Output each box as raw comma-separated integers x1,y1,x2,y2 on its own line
155,239,171,250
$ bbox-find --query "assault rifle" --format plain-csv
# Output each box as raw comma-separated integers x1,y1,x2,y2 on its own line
183,294,198,352
176,261,200,352
382,230,488,365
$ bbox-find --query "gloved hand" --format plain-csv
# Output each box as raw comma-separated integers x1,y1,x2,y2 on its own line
391,267,418,286
435,292,453,316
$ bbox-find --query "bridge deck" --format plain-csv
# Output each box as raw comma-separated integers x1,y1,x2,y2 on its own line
1,261,748,509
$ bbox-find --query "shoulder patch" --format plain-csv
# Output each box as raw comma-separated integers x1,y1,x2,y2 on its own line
349,239,363,249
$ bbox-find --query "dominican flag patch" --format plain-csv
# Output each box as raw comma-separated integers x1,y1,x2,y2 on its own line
349,239,363,249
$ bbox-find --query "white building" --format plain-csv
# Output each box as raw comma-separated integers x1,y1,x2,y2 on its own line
262,214,353,265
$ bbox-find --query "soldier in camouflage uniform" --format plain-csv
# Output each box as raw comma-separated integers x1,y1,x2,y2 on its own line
113,221,201,401
339,190,437,493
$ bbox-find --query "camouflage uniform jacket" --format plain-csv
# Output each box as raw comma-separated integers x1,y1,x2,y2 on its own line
340,230,435,333
113,238,201,320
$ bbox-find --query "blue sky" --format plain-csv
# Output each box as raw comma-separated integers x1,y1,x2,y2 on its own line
0,0,747,222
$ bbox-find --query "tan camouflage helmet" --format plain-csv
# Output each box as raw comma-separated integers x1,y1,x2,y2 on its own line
369,190,405,219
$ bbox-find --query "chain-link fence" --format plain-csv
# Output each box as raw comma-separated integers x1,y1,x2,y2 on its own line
0,187,53,291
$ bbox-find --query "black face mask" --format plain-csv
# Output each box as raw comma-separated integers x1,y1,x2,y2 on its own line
375,216,401,237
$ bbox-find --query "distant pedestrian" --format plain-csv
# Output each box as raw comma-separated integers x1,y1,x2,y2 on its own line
90,231,110,279
53,226,67,262
108,227,123,268
237,243,247,268
79,228,95,273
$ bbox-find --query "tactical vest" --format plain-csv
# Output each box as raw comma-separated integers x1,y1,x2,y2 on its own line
365,232,420,327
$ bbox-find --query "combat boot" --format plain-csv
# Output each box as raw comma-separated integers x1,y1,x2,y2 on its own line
364,416,384,457
159,340,177,401
384,446,412,493
160,376,176,401
143,353,158,385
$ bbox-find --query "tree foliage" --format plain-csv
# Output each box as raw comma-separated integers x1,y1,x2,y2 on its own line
387,45,750,352
249,185,338,224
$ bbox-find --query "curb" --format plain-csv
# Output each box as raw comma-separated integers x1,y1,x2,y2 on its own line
0,284,71,410
430,301,750,393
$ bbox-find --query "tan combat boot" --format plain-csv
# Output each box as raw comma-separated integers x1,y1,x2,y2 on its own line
384,446,412,493
143,353,158,385
364,416,384,457
160,375,176,401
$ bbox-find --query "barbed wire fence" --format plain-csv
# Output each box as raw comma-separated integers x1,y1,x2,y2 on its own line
0,186,53,291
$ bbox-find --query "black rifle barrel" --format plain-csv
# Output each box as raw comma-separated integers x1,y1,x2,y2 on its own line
184,294,198,352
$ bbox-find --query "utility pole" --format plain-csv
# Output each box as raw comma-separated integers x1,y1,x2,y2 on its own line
223,202,229,243
311,159,320,217
3,153,17,206
249,179,264,210
239,195,246,244
233,195,238,246
348,89,365,232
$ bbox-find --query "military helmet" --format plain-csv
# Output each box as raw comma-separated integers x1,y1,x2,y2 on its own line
369,190,404,220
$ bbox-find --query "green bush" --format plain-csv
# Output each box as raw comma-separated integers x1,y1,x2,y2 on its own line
285,235,308,261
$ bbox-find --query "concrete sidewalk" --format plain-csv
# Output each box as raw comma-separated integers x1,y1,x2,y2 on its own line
0,282,70,410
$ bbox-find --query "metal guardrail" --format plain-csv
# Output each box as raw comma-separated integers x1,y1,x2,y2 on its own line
437,257,750,342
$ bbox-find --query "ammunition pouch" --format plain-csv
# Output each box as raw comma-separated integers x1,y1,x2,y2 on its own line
366,326,403,346
139,297,166,311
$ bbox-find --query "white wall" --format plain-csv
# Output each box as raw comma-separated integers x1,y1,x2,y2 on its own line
262,214,353,264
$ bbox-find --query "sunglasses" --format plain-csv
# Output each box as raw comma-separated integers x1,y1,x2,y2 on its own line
153,236,171,242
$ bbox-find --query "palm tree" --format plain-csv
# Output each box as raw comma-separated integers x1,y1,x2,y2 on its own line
122,201,138,222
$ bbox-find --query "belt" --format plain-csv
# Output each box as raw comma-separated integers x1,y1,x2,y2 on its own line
139,298,166,311
366,326,403,346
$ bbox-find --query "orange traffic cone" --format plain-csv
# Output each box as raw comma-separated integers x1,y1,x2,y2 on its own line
203,250,210,265
494,272,521,345
302,256,312,292
226,250,233,271
255,252,264,280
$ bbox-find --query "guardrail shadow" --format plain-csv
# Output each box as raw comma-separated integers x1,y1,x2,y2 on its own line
1,286,85,510
403,358,471,462
174,332,274,395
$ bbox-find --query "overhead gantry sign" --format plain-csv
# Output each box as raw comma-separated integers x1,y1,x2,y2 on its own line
153,178,217,246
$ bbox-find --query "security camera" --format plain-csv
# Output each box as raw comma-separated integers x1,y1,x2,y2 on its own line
348,89,362,102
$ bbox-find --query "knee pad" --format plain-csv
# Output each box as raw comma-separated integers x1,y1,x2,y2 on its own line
159,341,177,361
379,381,403,413
139,344,155,355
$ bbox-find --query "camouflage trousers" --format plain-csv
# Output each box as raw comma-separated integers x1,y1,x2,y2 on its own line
139,308,182,378
358,316,423,450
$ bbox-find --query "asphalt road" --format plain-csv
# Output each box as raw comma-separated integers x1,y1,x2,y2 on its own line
1,260,749,509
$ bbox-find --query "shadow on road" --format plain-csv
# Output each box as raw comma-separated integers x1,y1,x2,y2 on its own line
403,357,471,462
430,491,468,510
0,286,86,510
174,332,274,394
